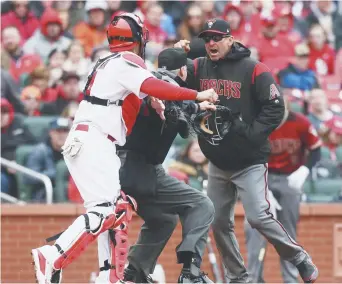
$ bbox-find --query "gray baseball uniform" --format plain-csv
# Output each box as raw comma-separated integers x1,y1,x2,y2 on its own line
118,151,215,277
207,162,307,282
244,173,301,283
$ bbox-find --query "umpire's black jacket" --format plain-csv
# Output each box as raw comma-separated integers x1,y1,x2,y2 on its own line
118,97,197,165
186,42,285,171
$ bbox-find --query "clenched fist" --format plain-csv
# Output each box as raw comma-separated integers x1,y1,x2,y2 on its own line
196,88,218,103
174,40,191,53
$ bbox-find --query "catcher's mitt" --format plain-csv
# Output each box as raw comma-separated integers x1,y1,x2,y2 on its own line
191,105,233,145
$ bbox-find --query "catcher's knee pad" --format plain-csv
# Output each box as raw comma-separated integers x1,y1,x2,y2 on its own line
53,206,116,270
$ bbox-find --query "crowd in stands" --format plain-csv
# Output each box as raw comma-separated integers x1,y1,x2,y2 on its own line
1,0,342,203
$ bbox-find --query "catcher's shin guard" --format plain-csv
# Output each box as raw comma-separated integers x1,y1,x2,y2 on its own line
53,208,118,270
102,192,137,283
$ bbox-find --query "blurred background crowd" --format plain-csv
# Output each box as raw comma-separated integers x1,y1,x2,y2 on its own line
1,0,342,204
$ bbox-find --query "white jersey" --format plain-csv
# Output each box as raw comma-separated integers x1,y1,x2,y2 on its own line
74,51,153,146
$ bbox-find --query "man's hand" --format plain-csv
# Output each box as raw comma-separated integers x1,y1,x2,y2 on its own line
198,101,217,111
196,89,218,103
150,97,166,120
174,40,191,52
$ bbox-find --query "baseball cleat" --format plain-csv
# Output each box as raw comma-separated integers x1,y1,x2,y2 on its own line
296,254,319,283
31,246,62,284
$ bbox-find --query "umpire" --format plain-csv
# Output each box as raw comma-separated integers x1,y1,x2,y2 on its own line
174,18,319,283
117,48,215,283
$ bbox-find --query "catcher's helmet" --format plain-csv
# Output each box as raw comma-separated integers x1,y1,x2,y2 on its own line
107,12,149,58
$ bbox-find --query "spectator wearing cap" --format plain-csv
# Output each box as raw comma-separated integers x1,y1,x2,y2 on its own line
23,8,72,62
1,0,40,41
40,72,83,116
177,4,207,60
73,0,108,57
24,117,71,202
20,86,42,116
1,98,36,197
29,66,58,102
307,88,336,131
254,15,295,62
278,43,319,91
308,24,336,76
222,4,251,46
1,26,42,84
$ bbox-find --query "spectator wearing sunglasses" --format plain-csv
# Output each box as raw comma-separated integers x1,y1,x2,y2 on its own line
174,18,318,283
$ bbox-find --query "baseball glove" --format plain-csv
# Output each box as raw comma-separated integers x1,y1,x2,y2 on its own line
191,105,233,145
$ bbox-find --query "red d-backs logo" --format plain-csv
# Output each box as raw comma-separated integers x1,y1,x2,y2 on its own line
200,79,241,99
269,83,280,100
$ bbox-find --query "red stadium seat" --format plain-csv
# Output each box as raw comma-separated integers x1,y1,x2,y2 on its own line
335,48,342,80
318,75,342,91
325,90,342,100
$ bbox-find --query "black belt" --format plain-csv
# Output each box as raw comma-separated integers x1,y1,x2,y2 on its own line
83,95,123,106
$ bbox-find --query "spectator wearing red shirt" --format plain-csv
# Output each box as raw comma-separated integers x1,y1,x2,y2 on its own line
29,66,58,102
255,16,295,62
40,72,83,116
20,86,41,117
23,8,71,62
1,0,39,41
308,24,336,76
275,5,303,45
1,26,42,84
222,4,251,46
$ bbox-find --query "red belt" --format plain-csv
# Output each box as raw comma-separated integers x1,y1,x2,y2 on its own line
75,124,116,143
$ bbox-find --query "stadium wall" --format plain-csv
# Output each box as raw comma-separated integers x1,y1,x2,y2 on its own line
1,204,342,283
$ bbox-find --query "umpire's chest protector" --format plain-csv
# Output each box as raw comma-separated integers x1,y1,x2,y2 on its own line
194,57,260,124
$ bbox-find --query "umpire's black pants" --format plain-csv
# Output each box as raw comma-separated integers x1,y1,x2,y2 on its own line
118,151,215,276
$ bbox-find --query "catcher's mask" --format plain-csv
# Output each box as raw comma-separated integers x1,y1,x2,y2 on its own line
192,106,233,146
107,13,149,59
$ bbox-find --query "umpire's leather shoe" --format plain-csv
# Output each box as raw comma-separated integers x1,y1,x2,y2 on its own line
178,269,213,283
123,265,154,283
296,254,319,283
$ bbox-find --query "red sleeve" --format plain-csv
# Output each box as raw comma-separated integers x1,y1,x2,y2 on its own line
140,77,197,101
301,117,322,150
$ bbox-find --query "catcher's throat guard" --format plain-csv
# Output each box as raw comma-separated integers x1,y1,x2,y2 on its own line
192,105,233,146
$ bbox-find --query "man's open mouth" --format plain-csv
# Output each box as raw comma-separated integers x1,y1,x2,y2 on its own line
209,48,218,55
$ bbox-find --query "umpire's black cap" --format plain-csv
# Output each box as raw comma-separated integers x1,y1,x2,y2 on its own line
198,18,231,38
158,48,187,70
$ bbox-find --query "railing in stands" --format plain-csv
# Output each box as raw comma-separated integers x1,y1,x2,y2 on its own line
0,192,26,204
0,157,53,204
